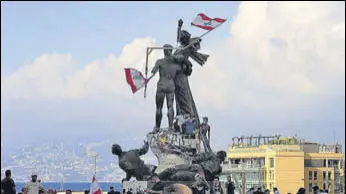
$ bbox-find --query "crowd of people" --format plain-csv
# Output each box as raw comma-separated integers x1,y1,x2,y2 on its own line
1,169,332,194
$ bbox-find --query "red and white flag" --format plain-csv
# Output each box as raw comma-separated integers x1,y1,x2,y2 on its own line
90,175,102,194
124,68,148,93
191,13,226,31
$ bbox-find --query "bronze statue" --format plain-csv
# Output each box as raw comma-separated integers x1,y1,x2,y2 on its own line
151,44,181,131
173,28,209,119
157,151,226,182
111,141,156,181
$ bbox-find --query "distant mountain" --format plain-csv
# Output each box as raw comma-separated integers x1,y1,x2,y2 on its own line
1,139,157,182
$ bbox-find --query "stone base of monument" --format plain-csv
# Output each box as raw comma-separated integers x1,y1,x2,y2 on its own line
147,129,197,173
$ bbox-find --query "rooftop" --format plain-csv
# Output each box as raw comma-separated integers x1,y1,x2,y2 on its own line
228,135,343,154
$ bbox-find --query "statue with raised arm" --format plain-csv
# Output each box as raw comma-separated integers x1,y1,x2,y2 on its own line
111,140,156,181
151,44,181,132
173,25,209,118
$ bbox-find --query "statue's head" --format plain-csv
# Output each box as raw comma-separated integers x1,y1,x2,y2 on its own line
216,151,227,162
202,117,208,124
112,144,122,156
163,44,173,57
179,30,191,45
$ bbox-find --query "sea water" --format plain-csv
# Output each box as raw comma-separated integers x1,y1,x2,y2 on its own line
15,182,122,193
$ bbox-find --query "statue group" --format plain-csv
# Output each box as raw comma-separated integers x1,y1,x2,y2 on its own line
112,19,226,194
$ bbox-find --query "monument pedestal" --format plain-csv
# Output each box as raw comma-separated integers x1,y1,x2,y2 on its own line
147,130,197,173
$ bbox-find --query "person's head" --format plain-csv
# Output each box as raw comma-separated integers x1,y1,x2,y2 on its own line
110,186,114,191
112,144,122,156
202,117,208,124
84,189,90,194
163,44,173,57
312,186,319,194
5,169,11,177
184,114,190,120
213,176,220,185
65,189,72,194
273,187,278,192
216,151,227,163
227,175,231,181
297,188,306,194
264,189,270,194
31,173,38,182
249,188,254,191
179,30,191,45
257,187,262,191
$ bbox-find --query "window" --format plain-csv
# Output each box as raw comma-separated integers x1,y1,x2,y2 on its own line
328,171,331,180
323,183,326,190
314,171,318,180
270,158,274,168
309,183,313,192
323,171,326,180
309,171,313,180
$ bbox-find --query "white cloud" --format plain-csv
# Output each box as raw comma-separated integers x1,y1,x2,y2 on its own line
1,1,344,123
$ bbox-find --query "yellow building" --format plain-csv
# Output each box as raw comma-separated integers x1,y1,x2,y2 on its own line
223,135,344,194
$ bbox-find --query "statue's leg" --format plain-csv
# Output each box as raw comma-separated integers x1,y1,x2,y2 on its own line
155,90,165,129
166,92,175,129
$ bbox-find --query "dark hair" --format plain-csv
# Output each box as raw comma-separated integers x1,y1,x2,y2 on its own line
66,189,72,192
214,176,220,180
273,187,278,191
5,170,11,177
297,188,306,194
312,186,319,191
110,186,114,189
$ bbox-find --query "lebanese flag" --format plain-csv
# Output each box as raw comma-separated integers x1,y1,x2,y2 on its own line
90,175,102,194
124,68,148,93
191,13,226,31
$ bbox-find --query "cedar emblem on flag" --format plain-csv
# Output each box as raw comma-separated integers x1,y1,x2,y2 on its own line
191,13,226,31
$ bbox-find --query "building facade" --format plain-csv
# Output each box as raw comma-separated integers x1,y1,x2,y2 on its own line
224,135,344,194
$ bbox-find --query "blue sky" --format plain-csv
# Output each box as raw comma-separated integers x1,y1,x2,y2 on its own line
1,1,238,74
1,1,345,158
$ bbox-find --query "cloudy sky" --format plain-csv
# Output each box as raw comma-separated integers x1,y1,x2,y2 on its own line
1,1,345,155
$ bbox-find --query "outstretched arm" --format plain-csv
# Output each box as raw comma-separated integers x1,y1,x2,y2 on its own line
136,140,149,156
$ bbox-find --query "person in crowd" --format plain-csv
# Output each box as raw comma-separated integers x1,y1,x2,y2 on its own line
273,187,280,194
264,189,270,194
246,188,254,194
191,172,210,194
108,186,117,194
1,169,16,194
254,187,264,194
24,173,46,194
312,186,320,194
296,188,306,194
225,176,235,194
84,190,90,194
65,189,72,194
211,176,223,194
